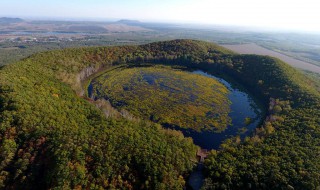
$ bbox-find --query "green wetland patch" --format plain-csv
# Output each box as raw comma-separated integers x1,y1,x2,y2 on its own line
91,66,231,131
90,66,264,150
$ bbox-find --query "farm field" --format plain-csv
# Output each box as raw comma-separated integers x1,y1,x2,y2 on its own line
222,43,320,73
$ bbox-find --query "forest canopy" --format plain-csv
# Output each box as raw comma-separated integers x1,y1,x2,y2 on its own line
0,39,319,189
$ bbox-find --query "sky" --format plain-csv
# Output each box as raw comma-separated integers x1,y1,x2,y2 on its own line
1,0,320,32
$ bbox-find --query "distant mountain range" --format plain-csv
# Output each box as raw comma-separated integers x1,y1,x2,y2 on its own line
0,17,24,23
116,19,141,25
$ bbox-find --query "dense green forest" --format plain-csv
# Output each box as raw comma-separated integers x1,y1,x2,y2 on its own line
0,39,319,189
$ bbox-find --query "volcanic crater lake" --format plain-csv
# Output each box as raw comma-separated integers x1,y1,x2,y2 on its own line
178,70,265,149
89,67,265,150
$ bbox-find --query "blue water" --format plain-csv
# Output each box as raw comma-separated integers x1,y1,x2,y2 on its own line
186,70,264,190
89,67,264,190
91,67,264,150
173,70,264,150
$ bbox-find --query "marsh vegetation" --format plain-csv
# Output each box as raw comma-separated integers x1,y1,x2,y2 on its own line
91,66,231,131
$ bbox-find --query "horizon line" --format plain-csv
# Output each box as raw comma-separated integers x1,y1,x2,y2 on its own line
1,15,320,35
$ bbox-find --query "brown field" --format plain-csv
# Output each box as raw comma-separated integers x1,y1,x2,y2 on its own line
104,24,151,32
0,21,151,34
222,43,320,73
0,47,19,50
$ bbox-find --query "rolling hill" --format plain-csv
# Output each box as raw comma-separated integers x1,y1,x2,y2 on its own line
0,39,319,189
0,17,24,24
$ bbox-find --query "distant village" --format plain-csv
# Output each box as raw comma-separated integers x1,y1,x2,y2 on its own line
0,34,95,44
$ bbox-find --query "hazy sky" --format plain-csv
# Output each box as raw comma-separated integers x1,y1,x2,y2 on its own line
2,0,320,32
